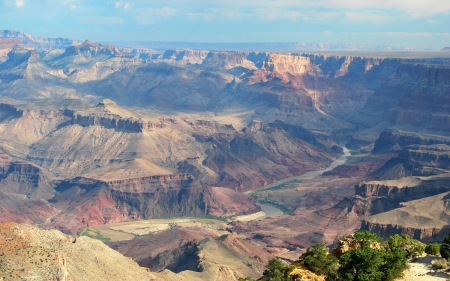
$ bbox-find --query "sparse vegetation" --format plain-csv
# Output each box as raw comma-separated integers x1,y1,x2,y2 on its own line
250,197,292,214
77,228,111,242
431,258,450,269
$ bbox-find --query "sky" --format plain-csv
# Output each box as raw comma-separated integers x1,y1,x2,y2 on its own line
0,0,449,49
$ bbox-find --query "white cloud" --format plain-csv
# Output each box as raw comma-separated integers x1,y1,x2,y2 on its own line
371,31,433,37
69,4,76,10
15,0,24,8
115,1,129,10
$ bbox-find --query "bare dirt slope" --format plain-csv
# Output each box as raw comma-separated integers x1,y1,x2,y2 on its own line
0,222,157,281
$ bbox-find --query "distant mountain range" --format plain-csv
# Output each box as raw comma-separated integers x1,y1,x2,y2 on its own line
0,29,81,50
0,29,431,52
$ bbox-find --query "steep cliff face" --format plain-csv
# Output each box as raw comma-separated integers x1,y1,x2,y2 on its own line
361,220,449,242
302,54,401,90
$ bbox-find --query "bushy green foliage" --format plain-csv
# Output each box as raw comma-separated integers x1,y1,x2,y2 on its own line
387,234,425,258
262,258,293,281
337,246,407,281
441,234,450,259
352,231,383,249
300,243,338,276
338,247,385,281
252,231,416,281
425,242,441,256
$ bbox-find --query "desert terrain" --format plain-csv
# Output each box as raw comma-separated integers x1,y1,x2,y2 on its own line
1,29,450,280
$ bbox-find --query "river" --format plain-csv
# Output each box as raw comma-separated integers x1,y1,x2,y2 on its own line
251,144,351,218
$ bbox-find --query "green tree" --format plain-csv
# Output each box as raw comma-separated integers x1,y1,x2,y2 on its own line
388,234,425,258
262,258,291,281
381,250,408,281
300,243,338,276
338,247,385,281
425,243,441,256
440,234,450,259
353,231,383,250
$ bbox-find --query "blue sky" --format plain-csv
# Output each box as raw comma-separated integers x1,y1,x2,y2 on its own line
1,0,449,49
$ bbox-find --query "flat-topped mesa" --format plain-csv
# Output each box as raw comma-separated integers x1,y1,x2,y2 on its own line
64,105,175,132
106,173,198,193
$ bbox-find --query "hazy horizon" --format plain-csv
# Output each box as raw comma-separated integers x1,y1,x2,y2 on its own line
1,0,449,50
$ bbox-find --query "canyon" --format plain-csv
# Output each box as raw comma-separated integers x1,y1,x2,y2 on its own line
1,30,450,280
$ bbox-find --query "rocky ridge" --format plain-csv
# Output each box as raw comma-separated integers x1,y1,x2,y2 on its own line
0,222,157,281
